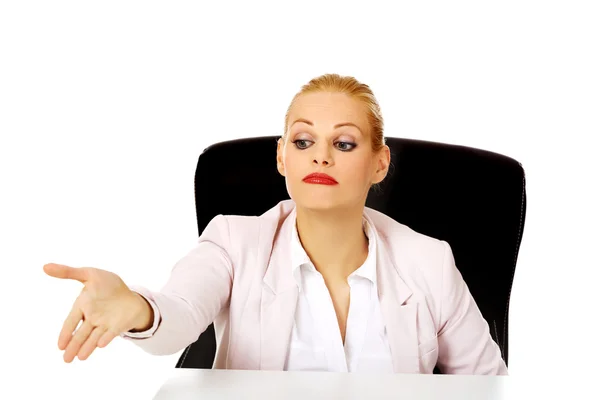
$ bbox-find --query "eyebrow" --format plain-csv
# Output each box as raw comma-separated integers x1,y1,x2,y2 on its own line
291,118,363,133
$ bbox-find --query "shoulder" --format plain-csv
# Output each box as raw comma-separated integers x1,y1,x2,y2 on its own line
365,207,448,261
199,199,295,253
365,207,452,290
221,199,294,234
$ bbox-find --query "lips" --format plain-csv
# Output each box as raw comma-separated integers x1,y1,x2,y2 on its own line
302,172,338,185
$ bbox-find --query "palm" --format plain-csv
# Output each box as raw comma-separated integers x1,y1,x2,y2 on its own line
79,272,127,322
44,263,140,363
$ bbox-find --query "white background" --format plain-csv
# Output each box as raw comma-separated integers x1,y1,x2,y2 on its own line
1,1,599,398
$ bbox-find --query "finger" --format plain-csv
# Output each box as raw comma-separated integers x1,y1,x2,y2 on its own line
44,263,90,283
77,326,105,361
97,329,118,349
63,320,94,363
58,305,83,351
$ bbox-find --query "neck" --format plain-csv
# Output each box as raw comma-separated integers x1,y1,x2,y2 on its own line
295,205,369,279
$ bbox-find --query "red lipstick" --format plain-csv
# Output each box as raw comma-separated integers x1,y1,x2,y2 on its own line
302,172,338,185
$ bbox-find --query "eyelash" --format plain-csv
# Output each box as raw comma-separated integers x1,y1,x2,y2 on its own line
292,139,356,152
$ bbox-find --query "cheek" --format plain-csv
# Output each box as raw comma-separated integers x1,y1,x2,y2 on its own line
339,156,373,182
282,149,301,177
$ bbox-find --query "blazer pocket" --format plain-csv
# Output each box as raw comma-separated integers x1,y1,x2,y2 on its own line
418,337,439,373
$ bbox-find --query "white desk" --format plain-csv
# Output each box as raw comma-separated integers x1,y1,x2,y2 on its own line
153,369,511,399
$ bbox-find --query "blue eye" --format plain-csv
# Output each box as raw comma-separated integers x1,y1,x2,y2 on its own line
293,139,312,149
292,139,355,151
336,142,356,151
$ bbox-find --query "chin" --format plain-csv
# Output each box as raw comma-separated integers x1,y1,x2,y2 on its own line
288,192,348,212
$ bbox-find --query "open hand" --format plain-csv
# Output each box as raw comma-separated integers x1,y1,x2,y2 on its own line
43,263,150,362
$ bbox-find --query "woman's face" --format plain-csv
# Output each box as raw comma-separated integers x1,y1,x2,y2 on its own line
277,91,389,212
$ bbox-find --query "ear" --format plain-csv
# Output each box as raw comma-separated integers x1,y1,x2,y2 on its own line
276,137,286,177
372,145,391,184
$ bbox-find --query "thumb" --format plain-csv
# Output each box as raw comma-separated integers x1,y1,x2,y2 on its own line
43,263,90,283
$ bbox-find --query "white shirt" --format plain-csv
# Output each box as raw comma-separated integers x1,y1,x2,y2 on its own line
284,210,394,373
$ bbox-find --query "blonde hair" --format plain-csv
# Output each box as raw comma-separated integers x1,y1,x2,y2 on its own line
283,73,385,152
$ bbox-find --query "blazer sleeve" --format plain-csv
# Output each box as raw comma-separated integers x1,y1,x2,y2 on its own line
120,214,234,356
119,290,162,339
435,241,509,375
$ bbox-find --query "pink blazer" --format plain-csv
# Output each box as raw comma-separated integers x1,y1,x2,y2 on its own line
127,200,508,375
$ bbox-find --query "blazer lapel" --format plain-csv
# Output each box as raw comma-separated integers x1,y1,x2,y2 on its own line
369,217,420,374
259,210,299,370
256,203,419,373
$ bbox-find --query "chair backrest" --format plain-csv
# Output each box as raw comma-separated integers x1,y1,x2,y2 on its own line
176,136,527,369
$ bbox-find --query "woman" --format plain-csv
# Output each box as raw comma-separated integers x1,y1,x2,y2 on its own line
44,73,507,375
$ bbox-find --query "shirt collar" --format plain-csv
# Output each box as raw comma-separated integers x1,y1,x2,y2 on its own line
290,207,378,285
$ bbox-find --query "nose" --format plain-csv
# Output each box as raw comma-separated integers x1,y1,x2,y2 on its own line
312,146,333,166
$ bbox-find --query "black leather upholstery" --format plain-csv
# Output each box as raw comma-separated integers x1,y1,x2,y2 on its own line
175,136,527,370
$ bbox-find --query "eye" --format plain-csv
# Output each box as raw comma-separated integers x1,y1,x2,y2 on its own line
335,142,356,151
292,139,312,150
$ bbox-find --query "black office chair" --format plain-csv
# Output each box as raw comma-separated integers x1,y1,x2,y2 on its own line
175,136,527,371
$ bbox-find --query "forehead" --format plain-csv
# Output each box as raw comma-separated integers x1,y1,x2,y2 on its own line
288,92,369,130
